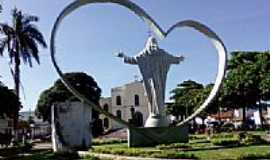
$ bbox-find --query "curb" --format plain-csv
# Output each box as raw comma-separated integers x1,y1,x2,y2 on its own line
78,151,192,160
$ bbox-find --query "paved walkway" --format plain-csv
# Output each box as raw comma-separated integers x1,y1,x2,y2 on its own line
78,151,192,160
32,142,52,150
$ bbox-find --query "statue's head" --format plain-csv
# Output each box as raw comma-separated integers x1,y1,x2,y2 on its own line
145,36,158,51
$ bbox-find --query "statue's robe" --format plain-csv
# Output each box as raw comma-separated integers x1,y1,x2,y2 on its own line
123,44,181,116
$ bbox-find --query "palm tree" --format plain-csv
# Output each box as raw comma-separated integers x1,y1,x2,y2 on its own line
0,8,47,136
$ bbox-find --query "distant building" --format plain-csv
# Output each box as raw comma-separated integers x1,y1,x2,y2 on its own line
0,116,12,134
265,106,270,126
209,106,270,129
100,80,149,130
19,111,50,138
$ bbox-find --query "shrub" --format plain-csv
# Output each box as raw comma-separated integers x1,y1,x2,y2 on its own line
189,134,207,140
92,139,127,145
156,143,191,150
241,134,267,145
92,147,196,159
210,132,268,146
80,155,101,160
211,133,235,139
150,151,196,159
238,153,270,160
211,138,240,146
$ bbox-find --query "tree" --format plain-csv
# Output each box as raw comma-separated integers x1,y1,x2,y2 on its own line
0,81,21,118
221,51,270,128
254,53,270,128
168,80,204,120
194,84,220,120
168,81,219,119
222,52,258,127
35,72,103,136
0,9,47,133
168,80,221,133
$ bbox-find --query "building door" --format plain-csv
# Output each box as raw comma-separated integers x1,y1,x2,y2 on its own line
104,118,109,129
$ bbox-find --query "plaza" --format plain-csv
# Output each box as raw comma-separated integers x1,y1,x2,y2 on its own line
0,0,270,159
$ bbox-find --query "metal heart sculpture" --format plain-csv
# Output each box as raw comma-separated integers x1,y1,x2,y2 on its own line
50,0,227,129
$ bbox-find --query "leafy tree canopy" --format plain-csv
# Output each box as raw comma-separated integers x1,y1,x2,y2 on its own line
221,51,270,126
0,82,21,118
167,80,218,119
35,72,101,122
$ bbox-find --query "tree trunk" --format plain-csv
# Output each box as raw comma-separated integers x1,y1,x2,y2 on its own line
258,101,264,129
13,51,20,141
201,117,206,133
193,118,197,133
242,106,246,130
185,106,188,119
218,107,221,122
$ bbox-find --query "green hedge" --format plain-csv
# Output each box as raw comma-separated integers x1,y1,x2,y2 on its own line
238,153,270,160
211,133,235,139
92,147,196,159
156,143,191,150
92,139,127,145
240,133,267,145
210,133,268,146
189,134,207,140
211,138,240,146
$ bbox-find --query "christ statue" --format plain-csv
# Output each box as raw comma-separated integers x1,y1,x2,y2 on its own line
116,36,184,127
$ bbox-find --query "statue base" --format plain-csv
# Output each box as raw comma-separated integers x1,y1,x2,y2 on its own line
128,125,189,147
51,101,92,152
144,114,169,127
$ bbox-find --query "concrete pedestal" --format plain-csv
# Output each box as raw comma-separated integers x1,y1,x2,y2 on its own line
128,125,189,147
51,101,92,152
144,113,169,127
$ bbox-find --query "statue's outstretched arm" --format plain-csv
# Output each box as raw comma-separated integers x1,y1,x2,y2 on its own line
170,55,184,64
115,52,137,65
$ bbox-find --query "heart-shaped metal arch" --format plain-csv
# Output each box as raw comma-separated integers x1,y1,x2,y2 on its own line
50,0,227,129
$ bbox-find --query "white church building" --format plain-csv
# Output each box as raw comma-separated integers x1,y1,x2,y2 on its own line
99,80,149,130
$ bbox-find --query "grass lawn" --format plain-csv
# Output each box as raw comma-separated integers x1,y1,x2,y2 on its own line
7,143,270,160
189,145,270,160
90,132,270,160
2,132,269,160
91,143,270,160
1,149,101,160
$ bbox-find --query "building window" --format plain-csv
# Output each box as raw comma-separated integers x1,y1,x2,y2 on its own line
116,95,122,105
116,110,122,119
103,104,109,112
135,94,139,106
104,118,109,129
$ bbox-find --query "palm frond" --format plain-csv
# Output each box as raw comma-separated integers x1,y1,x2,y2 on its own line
0,8,46,67
24,36,39,64
22,15,39,26
0,23,14,35
0,38,8,56
20,48,32,67
23,25,47,48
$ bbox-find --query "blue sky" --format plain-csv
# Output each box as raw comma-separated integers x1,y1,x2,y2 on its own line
0,0,269,111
